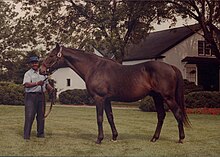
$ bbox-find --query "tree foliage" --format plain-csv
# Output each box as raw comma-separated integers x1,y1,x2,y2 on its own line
1,0,220,83
0,0,21,81
167,0,220,59
12,0,174,62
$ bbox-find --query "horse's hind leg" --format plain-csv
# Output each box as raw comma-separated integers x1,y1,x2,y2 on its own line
151,93,166,142
165,97,185,143
105,100,118,141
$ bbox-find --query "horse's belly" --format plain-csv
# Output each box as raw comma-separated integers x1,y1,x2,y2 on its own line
113,89,149,102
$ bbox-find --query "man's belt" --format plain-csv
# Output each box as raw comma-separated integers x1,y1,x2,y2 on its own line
27,92,44,95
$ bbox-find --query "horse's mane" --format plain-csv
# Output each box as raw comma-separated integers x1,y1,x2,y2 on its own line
66,47,119,64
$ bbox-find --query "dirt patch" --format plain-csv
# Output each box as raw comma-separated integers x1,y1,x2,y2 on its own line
186,108,220,115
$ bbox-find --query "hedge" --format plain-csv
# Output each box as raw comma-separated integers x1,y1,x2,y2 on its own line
183,79,203,95
139,96,169,112
2,80,220,109
185,91,220,108
0,82,52,105
138,80,218,111
57,79,220,111
0,82,24,105
139,91,220,112
59,89,94,105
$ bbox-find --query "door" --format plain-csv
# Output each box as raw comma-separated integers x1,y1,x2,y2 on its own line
197,63,219,91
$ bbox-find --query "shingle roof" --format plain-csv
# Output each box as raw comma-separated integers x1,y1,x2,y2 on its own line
123,24,201,61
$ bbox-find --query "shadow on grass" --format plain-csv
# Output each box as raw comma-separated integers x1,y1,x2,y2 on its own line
32,127,178,143
118,132,178,143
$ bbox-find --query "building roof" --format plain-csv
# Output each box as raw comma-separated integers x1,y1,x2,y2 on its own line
123,24,201,61
182,56,220,64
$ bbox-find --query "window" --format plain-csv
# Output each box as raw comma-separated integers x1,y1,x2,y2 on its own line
198,40,204,55
198,40,213,56
67,78,71,87
186,66,196,83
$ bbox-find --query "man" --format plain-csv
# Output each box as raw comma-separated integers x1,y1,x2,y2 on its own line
23,55,53,140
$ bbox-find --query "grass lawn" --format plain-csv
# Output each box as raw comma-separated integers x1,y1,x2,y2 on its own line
0,105,219,156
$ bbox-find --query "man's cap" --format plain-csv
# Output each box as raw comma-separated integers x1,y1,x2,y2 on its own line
29,56,39,63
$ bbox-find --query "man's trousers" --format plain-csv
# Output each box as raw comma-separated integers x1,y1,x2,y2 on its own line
24,92,45,139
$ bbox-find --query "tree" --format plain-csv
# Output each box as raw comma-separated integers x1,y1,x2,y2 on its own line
0,0,21,81
167,0,220,59
12,0,174,63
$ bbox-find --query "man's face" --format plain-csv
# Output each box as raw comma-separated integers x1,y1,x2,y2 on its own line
30,61,39,71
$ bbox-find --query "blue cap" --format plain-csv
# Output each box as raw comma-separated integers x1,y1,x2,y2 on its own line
29,56,39,63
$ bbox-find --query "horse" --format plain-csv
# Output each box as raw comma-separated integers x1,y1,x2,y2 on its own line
39,43,191,144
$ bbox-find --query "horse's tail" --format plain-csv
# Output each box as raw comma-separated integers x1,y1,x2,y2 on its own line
172,66,191,128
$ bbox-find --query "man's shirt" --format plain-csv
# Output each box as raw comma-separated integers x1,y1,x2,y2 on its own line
23,68,48,93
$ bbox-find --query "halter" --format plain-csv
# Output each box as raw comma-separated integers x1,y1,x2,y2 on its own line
57,46,62,58
42,46,63,70
40,47,63,118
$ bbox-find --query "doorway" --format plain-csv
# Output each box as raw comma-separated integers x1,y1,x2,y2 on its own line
197,63,219,91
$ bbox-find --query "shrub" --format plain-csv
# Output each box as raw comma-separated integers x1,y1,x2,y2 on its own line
59,89,94,105
185,91,220,108
0,82,24,105
138,79,204,111
139,96,169,112
184,79,203,95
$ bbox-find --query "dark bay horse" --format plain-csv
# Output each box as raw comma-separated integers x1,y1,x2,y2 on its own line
40,43,190,144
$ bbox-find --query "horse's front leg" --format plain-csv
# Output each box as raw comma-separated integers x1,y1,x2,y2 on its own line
105,100,118,141
95,96,104,144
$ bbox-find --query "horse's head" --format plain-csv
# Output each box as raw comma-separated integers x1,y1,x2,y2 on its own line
40,43,65,75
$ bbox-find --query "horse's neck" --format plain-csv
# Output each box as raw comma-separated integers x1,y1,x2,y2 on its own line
63,49,97,81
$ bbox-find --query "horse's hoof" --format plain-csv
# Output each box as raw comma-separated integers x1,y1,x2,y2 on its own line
95,141,101,144
112,136,117,141
111,139,117,142
95,139,102,144
178,139,184,144
150,137,158,142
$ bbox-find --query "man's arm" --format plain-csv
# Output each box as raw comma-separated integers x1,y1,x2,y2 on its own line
24,81,44,88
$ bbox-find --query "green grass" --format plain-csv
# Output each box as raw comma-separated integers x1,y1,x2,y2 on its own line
0,105,220,156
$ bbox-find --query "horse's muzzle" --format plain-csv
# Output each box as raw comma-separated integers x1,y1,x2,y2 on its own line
39,66,48,75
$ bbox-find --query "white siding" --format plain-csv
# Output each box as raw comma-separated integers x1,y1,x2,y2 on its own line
163,31,206,81
51,67,86,95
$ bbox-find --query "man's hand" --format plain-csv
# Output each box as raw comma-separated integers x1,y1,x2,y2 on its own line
37,80,44,86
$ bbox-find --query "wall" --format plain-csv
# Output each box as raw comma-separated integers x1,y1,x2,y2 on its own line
51,67,86,95
163,31,205,77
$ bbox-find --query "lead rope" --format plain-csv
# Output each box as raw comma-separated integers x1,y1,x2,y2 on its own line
44,91,55,118
40,77,55,119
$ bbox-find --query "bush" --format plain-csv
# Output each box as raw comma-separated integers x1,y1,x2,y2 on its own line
139,80,205,111
139,96,169,112
59,89,94,105
185,91,220,108
0,82,24,105
184,79,203,95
